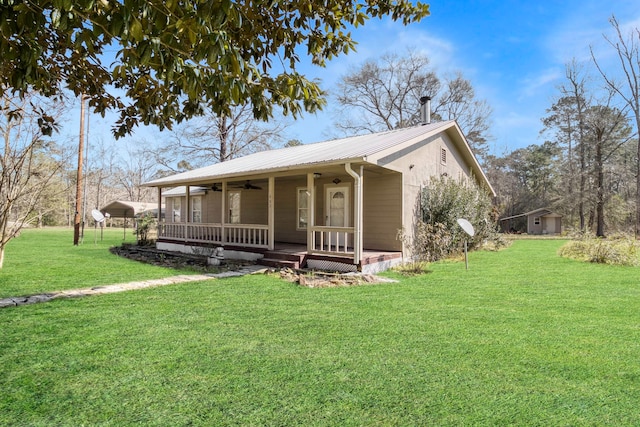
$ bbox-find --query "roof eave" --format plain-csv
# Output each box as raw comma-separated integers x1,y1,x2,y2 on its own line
446,123,496,197
143,157,371,187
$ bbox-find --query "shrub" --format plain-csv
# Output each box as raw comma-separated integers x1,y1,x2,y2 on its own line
558,234,639,266
134,213,156,246
400,176,503,263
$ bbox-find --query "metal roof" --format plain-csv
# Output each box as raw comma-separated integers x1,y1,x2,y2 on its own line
161,186,207,197
100,200,162,218
145,122,451,185
499,208,562,221
144,120,494,195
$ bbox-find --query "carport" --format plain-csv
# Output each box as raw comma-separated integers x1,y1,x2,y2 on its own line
99,200,164,239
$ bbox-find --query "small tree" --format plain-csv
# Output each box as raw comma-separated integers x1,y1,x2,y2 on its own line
0,92,67,268
135,212,156,246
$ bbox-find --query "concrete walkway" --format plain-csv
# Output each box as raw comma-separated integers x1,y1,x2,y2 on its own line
0,265,268,309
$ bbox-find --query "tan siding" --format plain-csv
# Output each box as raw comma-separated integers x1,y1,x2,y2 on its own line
203,192,222,222
239,189,268,224
363,173,403,251
381,132,477,252
274,178,307,244
273,175,354,244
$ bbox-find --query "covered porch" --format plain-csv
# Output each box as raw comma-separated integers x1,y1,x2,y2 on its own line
152,163,404,272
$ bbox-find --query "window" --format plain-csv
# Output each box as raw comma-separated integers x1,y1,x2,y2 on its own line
191,196,202,223
228,191,241,224
297,187,309,230
534,216,540,225
440,147,447,165
172,198,182,222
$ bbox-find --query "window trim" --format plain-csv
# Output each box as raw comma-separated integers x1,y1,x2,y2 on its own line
296,187,309,230
191,196,202,223
172,197,182,222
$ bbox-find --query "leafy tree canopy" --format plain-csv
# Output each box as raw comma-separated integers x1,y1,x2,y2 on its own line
0,0,429,137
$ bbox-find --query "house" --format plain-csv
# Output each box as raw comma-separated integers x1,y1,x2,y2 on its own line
499,208,563,235
143,120,494,273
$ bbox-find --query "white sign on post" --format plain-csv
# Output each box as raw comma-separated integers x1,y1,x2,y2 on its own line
91,209,106,243
457,218,475,270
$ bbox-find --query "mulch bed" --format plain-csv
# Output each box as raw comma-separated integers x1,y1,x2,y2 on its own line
111,244,397,287
109,244,251,272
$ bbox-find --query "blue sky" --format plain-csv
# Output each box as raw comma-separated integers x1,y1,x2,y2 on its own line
284,0,640,154
64,1,640,158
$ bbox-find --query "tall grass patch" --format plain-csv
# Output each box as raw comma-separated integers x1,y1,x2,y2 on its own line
558,234,639,266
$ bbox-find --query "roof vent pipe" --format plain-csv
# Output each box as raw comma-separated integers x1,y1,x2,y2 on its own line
420,96,431,125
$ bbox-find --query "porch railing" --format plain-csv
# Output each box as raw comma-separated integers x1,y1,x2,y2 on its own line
158,222,269,248
159,222,355,258
309,226,355,257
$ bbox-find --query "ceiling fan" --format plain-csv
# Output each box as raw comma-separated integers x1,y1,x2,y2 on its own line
233,180,262,190
211,183,222,192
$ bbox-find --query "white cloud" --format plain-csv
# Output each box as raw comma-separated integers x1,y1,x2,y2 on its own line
518,68,564,100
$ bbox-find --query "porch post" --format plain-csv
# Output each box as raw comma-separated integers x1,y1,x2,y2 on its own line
345,163,362,265
268,176,275,250
185,185,190,240
307,172,315,253
221,181,227,244
157,187,162,239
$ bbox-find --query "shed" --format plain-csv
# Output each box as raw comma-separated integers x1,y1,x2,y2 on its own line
500,208,563,235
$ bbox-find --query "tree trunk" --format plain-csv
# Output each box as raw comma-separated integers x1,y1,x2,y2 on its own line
596,139,605,237
219,116,228,162
73,94,86,245
636,134,640,238
579,160,586,231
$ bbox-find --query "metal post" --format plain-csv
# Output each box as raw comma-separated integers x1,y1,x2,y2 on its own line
464,240,469,270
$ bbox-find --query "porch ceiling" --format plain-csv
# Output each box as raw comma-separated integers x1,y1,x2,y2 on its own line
169,163,398,187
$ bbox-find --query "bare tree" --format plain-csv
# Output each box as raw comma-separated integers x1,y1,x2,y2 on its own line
114,143,159,202
591,16,640,236
334,50,493,159
0,92,68,268
156,104,289,172
335,51,439,132
80,137,122,213
585,100,633,236
542,61,592,231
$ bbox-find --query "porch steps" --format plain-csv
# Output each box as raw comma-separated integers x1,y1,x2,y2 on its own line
258,251,306,270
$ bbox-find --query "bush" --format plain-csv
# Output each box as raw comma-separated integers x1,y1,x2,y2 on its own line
134,213,156,246
558,234,639,266
399,176,503,263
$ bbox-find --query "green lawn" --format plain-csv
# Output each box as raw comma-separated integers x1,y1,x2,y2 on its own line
1,234,640,425
0,227,195,298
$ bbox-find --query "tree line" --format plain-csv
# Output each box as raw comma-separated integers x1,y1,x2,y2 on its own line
488,17,640,237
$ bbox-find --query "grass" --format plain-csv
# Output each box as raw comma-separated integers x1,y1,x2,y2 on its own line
0,227,196,298
2,234,640,425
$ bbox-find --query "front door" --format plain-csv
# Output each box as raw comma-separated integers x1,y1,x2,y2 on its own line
326,186,349,247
